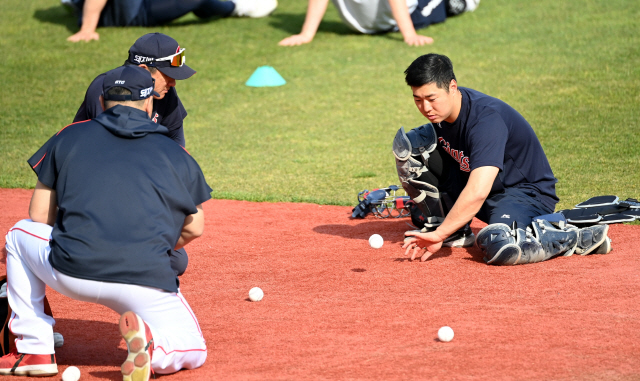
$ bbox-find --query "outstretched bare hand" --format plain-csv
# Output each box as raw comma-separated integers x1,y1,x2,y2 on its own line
402,230,444,262
403,34,434,46
278,34,313,46
67,30,100,42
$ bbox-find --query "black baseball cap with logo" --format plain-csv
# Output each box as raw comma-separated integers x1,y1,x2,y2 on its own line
126,33,196,81
103,66,160,101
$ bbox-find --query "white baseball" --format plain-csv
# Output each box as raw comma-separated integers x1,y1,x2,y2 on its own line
62,366,81,381
249,287,264,302
438,326,454,342
369,234,384,249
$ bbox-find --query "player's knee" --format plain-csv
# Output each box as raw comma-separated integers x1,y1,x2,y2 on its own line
475,223,518,265
484,210,533,230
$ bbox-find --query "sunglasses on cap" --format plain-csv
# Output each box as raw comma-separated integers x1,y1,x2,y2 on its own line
155,48,186,67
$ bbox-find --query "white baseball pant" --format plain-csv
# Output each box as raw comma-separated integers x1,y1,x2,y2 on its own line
4,219,207,374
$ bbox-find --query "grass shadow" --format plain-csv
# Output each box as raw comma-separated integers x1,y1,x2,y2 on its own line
269,12,353,36
33,5,78,33
165,15,225,27
32,4,224,32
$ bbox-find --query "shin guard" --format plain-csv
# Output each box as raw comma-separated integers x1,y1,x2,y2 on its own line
476,220,574,265
475,223,524,265
530,219,579,259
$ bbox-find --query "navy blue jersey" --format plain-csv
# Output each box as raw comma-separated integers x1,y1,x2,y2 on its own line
437,87,558,210
28,105,212,293
73,68,187,146
74,0,148,27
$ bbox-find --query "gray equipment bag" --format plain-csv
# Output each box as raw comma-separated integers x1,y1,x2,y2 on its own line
558,196,640,226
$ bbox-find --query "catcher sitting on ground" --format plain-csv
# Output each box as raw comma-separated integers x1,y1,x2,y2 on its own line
397,53,612,265
0,65,211,378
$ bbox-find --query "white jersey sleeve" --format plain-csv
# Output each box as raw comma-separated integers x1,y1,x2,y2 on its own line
331,0,418,34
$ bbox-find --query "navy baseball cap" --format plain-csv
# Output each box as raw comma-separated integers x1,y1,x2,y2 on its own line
103,66,160,101
126,33,196,80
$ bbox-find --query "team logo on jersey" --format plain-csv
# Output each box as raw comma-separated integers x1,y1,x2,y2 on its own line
152,112,159,123
438,137,470,172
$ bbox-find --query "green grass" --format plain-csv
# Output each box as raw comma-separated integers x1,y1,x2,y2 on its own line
0,0,638,210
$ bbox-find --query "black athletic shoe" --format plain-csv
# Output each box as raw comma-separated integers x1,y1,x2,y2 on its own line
593,236,613,254
446,0,467,15
575,225,609,255
442,224,475,248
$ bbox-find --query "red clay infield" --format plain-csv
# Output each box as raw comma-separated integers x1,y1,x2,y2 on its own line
1,188,639,381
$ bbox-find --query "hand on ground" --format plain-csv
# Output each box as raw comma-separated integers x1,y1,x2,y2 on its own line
403,34,433,46
67,31,100,43
279,34,313,46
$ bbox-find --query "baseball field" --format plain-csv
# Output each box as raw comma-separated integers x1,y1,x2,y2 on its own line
1,0,639,379
1,189,639,380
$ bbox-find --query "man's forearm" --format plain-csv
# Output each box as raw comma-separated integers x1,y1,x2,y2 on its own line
299,0,330,38
174,205,204,250
79,0,108,33
388,0,417,39
434,166,499,239
174,232,199,250
29,181,58,226
434,188,485,239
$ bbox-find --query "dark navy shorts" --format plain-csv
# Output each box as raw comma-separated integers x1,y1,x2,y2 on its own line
410,0,447,30
476,188,555,229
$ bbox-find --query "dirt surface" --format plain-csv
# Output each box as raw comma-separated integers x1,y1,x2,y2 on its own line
1,188,639,380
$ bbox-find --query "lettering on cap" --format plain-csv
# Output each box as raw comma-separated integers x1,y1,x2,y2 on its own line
133,55,155,64
140,86,154,99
